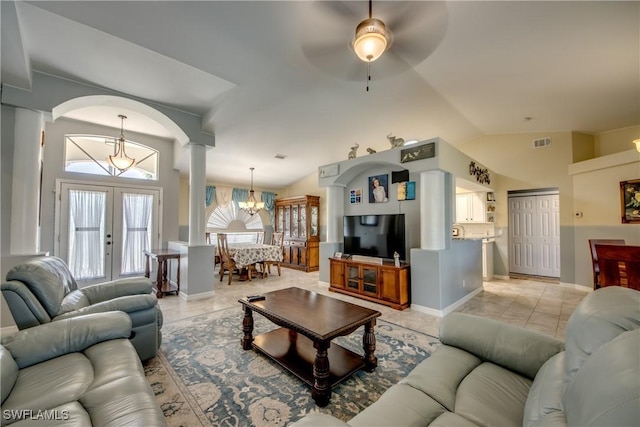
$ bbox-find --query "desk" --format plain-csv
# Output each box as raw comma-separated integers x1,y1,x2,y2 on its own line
144,249,181,298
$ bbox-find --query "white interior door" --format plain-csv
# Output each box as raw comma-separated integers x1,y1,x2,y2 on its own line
509,193,560,278
58,182,160,285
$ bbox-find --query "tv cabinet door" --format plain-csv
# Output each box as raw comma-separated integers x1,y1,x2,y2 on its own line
346,265,360,292
362,266,379,297
380,268,400,303
330,259,345,289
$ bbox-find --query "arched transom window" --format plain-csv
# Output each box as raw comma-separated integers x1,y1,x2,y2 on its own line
207,203,263,230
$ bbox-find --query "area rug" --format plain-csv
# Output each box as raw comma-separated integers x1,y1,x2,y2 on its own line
145,307,440,427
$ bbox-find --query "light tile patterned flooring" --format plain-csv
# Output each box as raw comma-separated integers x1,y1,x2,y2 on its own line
158,267,590,341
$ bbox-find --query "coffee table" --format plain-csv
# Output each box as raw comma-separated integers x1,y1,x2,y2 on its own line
238,287,382,406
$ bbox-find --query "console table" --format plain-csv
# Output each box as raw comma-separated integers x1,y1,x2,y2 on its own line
143,249,181,298
329,257,410,310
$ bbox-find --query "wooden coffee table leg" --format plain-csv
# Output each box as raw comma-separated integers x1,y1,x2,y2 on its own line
241,306,254,350
363,320,378,372
312,341,331,407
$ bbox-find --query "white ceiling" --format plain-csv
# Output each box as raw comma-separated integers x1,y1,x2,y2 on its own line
2,1,638,189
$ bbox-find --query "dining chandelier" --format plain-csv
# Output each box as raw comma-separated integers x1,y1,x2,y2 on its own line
106,114,136,173
238,167,265,216
634,138,640,152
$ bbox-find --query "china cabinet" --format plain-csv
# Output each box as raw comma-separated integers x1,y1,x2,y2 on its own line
274,195,320,272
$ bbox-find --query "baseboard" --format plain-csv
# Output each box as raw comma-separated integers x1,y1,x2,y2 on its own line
559,282,593,292
411,287,484,318
179,290,215,301
492,275,510,280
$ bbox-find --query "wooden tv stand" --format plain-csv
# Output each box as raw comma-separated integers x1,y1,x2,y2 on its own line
329,257,410,310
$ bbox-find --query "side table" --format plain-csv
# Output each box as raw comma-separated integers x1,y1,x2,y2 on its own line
144,249,181,298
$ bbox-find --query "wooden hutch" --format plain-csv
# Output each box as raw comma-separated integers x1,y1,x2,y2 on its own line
274,195,320,272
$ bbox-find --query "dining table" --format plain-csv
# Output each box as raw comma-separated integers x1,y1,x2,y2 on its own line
228,243,283,279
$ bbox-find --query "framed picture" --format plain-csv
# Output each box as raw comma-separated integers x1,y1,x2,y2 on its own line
369,174,389,203
620,179,640,223
334,251,342,259
349,188,362,204
400,142,436,163
397,181,416,201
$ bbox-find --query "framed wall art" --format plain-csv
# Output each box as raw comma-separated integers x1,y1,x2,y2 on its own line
620,179,640,223
397,181,416,201
349,188,363,204
369,174,389,203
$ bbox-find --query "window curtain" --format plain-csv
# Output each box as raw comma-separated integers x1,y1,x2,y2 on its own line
121,193,153,275
216,186,234,207
262,191,277,224
206,185,215,207
69,190,105,280
232,188,249,208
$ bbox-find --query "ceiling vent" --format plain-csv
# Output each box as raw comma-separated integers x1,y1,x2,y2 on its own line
274,153,287,160
533,137,551,148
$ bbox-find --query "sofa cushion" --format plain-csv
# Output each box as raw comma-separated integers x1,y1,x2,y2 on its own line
6,257,78,318
399,345,481,411
565,329,640,427
349,383,446,427
429,412,480,427
59,290,90,314
0,347,18,405
1,353,93,426
523,352,565,427
563,287,640,388
454,362,531,427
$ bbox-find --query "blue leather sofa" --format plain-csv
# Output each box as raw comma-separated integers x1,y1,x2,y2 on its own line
291,286,640,426
1,256,162,361
0,311,165,426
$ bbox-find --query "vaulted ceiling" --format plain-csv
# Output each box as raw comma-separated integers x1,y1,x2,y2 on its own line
2,1,638,188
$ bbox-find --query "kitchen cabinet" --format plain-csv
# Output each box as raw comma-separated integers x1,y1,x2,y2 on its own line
329,258,410,310
275,195,320,272
456,193,486,223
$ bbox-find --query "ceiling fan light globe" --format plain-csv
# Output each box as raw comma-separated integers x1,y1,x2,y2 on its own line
354,18,388,62
634,139,640,152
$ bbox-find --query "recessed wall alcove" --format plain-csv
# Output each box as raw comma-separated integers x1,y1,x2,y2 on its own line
318,137,496,316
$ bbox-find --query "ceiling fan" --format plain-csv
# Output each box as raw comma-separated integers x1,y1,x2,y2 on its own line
301,1,449,85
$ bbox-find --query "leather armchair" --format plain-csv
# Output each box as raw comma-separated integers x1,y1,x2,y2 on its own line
1,311,165,426
1,256,162,361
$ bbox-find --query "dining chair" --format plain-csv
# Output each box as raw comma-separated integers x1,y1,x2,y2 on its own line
217,233,239,285
207,232,221,269
594,244,640,291
261,232,284,276
256,231,265,244
588,239,625,289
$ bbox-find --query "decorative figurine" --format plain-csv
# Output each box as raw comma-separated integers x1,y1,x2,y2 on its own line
366,147,377,154
387,134,405,148
348,143,359,159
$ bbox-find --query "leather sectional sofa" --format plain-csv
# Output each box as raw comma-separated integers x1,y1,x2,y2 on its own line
0,311,165,426
292,286,640,426
2,256,162,361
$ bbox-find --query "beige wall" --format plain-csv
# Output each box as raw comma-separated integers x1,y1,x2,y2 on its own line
595,125,640,157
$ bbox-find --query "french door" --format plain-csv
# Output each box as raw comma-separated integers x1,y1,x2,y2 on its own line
56,181,160,285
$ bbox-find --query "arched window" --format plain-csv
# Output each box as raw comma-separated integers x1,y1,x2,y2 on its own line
207,203,263,230
64,135,158,180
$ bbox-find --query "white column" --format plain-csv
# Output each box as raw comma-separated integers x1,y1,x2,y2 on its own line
188,142,207,246
326,185,344,243
10,109,44,254
420,170,451,250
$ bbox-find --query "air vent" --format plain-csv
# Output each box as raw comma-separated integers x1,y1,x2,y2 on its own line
533,137,551,148
274,153,287,159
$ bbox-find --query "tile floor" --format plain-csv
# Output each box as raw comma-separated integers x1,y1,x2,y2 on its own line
158,266,590,341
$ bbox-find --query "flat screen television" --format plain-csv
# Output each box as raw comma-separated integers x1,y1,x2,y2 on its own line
343,214,406,261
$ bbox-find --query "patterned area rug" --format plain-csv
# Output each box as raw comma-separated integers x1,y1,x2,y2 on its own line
144,307,440,427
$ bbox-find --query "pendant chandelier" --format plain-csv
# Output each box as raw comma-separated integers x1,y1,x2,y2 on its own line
106,114,136,172
238,167,265,216
634,138,640,152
